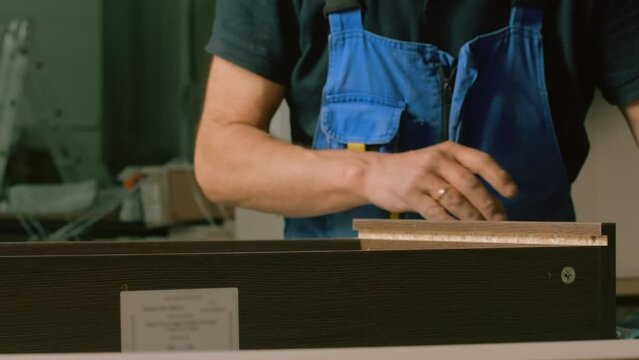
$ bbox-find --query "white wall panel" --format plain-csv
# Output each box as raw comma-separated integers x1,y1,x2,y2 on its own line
573,93,639,277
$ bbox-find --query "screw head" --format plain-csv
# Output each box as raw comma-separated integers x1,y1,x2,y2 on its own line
561,267,576,285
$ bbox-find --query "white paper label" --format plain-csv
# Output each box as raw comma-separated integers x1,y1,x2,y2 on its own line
121,288,239,352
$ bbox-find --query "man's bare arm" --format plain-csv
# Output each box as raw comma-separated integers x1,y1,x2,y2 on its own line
194,57,517,220
622,100,639,147
194,57,369,217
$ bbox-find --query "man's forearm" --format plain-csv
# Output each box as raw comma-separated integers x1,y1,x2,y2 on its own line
194,57,371,217
194,118,370,217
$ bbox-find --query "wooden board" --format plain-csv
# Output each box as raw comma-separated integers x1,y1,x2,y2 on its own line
354,220,606,236
0,238,616,353
360,240,554,251
355,220,608,248
0,239,361,256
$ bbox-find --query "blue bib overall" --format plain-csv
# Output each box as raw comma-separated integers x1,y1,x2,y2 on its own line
285,0,575,239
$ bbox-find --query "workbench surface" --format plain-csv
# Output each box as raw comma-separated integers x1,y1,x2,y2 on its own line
1,340,638,360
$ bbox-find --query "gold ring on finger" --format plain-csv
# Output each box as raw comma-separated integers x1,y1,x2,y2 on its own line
435,187,449,201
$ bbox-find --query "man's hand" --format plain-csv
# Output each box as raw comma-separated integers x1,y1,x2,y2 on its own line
359,141,518,221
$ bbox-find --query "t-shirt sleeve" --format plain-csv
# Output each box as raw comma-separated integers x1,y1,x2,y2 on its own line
205,0,298,85
595,0,639,106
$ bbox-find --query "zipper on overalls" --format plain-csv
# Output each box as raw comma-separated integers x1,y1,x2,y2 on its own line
440,64,457,142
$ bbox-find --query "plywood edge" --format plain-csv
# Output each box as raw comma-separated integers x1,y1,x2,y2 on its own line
358,230,607,247
353,220,604,236
359,239,555,251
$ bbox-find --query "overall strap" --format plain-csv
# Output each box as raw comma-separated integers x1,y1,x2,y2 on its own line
509,0,546,30
324,0,363,33
324,0,360,15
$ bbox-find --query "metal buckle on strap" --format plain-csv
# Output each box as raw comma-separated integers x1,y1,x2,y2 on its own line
347,143,366,152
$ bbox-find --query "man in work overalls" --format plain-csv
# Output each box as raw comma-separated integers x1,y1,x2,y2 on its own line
194,0,639,238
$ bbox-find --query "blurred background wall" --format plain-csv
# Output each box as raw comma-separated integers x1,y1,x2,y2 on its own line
102,0,214,174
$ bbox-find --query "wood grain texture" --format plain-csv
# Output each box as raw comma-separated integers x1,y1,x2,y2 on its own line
358,231,607,247
0,240,361,256
354,220,604,236
360,240,554,251
0,242,615,353
600,224,617,336
355,221,608,248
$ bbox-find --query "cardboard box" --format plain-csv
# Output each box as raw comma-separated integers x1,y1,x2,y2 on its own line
139,166,232,227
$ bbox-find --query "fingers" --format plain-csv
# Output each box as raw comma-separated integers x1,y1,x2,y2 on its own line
442,142,518,198
426,178,486,220
434,157,508,221
433,186,484,220
410,192,457,221
360,142,515,222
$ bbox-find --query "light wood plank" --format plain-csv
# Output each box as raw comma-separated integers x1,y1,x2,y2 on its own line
360,240,551,251
355,220,608,248
354,220,604,236
358,231,607,247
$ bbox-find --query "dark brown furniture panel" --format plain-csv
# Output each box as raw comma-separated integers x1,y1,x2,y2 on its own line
0,237,615,353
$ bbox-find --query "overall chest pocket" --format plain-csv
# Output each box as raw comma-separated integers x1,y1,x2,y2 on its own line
313,94,405,153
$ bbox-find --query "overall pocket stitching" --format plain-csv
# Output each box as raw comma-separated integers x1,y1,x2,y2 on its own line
319,96,405,145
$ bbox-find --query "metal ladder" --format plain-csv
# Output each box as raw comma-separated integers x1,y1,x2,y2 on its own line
0,19,31,195
0,19,122,241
